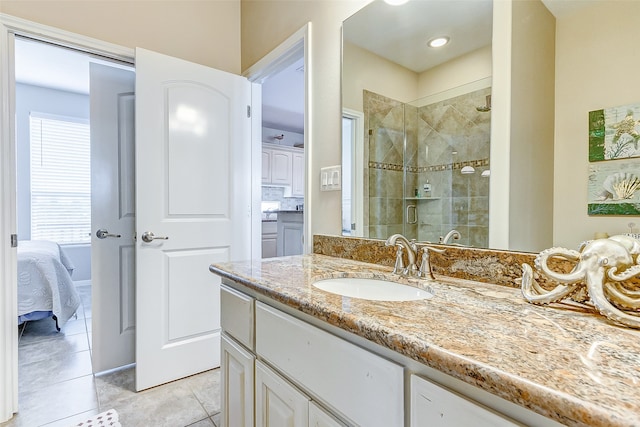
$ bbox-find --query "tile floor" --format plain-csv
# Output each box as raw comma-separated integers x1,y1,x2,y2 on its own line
1,284,221,427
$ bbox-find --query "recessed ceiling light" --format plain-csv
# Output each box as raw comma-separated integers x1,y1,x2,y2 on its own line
428,37,450,48
384,0,409,5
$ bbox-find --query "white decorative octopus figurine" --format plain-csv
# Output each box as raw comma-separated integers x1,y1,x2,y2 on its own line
521,234,640,329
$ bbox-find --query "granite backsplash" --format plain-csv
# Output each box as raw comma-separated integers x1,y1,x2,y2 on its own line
312,234,640,291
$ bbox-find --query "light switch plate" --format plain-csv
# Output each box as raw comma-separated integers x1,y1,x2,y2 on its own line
320,165,342,191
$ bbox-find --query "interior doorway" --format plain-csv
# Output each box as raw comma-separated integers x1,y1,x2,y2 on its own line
245,24,310,258
13,35,136,403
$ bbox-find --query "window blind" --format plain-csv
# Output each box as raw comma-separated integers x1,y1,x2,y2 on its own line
30,114,91,244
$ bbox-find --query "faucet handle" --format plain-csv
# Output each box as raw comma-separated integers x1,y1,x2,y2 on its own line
392,245,406,275
417,245,446,280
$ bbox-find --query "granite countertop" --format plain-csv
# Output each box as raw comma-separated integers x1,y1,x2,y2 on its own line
209,254,640,427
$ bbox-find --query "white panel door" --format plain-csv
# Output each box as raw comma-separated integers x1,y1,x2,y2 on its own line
135,48,252,391
90,63,136,373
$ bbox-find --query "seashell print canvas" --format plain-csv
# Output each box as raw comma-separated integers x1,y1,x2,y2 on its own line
589,102,640,162
588,161,640,215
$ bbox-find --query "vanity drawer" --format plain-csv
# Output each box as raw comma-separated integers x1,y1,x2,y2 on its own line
221,284,254,350
255,302,403,427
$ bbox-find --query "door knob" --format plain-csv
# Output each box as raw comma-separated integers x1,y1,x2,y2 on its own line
96,229,121,239
141,231,169,243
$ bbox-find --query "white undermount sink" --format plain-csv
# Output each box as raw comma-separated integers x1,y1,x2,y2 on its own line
313,277,434,301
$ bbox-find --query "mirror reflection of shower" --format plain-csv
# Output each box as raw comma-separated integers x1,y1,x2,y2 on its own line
363,82,491,247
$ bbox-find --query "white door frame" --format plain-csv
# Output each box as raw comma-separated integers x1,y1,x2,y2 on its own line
243,23,312,254
0,14,134,422
342,108,364,237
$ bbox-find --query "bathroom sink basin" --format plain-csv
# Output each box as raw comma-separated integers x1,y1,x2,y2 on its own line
313,277,434,301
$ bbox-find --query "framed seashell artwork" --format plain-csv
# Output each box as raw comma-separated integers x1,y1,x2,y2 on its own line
589,102,640,162
588,161,640,215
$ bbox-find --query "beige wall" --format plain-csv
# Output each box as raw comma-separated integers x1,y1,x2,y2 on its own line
342,41,417,112
242,0,369,238
507,0,555,252
489,0,555,252
554,1,640,248
342,42,492,114
0,0,241,73
417,45,492,100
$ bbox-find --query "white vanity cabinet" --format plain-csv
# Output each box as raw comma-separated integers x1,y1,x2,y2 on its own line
309,402,347,427
220,281,524,427
256,360,310,427
410,375,520,427
221,284,349,427
255,302,403,427
221,334,255,427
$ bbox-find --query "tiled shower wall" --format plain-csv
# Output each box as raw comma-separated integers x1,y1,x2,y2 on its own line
363,88,491,246
363,91,405,238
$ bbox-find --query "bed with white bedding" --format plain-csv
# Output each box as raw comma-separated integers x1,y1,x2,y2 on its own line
17,240,81,330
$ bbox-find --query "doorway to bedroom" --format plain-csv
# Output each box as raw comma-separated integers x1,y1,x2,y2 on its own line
14,35,136,402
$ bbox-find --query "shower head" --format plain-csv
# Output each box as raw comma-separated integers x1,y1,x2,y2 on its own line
476,94,491,112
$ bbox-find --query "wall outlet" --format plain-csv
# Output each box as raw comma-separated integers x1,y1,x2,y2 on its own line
423,183,432,192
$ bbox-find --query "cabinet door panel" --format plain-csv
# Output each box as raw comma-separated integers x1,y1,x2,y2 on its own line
221,284,254,350
270,151,292,185
291,152,305,197
282,223,303,256
256,303,403,427
261,235,277,258
309,402,346,427
410,375,520,427
256,360,309,427
262,150,271,183
221,334,255,427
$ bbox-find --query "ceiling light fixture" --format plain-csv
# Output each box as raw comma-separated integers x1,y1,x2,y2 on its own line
384,0,409,5
428,37,450,48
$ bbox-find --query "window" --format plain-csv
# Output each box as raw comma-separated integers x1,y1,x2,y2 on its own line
30,113,90,244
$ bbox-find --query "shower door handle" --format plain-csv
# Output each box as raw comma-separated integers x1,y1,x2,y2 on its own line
406,204,417,224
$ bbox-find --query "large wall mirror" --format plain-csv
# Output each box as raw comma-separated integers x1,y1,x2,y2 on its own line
342,0,555,251
341,0,494,247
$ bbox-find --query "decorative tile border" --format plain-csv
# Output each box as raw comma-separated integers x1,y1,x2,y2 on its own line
367,161,404,171
369,158,489,173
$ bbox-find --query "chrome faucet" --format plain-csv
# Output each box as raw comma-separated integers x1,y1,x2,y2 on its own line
385,234,418,276
386,233,446,279
440,229,461,245
416,245,445,280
